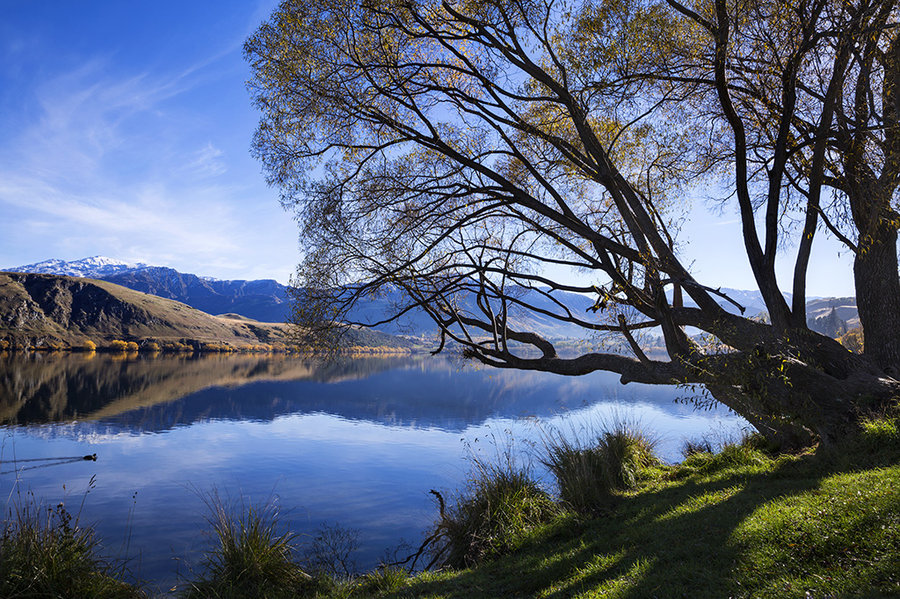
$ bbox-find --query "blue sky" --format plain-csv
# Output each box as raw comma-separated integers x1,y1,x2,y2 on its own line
0,0,296,281
0,1,856,296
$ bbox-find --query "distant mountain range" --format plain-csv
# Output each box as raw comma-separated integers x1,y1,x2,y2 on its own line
6,256,860,339
7,256,599,338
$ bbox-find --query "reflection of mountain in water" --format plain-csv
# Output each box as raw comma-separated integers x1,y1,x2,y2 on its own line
0,353,695,434
0,353,411,425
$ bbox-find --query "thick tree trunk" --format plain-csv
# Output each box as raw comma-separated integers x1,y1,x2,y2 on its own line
854,221,900,376
699,332,900,447
705,384,817,449
846,30,900,376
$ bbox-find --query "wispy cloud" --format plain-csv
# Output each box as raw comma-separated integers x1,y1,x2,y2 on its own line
0,48,296,282
10,59,187,179
183,143,227,178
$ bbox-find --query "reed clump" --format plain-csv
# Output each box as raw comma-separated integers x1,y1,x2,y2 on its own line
0,501,143,598
182,496,325,599
541,423,659,515
429,460,557,569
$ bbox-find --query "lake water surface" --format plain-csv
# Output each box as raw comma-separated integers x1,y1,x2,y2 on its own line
0,352,745,594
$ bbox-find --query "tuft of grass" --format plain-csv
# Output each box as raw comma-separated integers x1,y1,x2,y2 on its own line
429,462,557,569
182,495,322,599
542,438,613,516
677,440,772,478
0,500,144,598
355,566,409,595
681,436,715,458
859,415,900,452
542,423,660,515
597,425,660,489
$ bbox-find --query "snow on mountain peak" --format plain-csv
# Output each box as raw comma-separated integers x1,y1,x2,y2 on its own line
6,256,149,278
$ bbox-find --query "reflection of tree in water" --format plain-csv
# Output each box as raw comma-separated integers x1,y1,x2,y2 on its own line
0,353,699,434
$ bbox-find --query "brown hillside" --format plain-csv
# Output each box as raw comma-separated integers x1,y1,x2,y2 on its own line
0,271,293,347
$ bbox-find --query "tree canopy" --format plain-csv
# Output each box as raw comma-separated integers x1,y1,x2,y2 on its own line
246,0,900,446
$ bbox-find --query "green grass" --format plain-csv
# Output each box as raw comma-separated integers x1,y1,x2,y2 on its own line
0,499,144,598
542,424,659,515
428,461,558,569
341,416,900,598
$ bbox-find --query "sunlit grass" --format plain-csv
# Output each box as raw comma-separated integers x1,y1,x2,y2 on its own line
350,415,900,598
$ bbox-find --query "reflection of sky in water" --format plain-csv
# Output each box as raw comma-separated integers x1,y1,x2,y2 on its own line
0,357,745,595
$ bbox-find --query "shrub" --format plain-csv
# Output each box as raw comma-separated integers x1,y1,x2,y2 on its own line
35,340,64,352
302,522,359,580
80,339,97,352
0,501,143,598
183,496,318,599
838,326,864,353
1,338,10,351
108,340,128,352
125,341,139,353
542,423,659,515
200,342,233,353
429,463,557,568
161,341,193,353
142,341,160,353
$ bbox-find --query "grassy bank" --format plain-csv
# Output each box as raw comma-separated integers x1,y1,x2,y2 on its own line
278,418,900,598
381,432,899,598
3,418,898,598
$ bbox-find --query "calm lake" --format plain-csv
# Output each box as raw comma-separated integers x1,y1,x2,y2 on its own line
0,352,745,594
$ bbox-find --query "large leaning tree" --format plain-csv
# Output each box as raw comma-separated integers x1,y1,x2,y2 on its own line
246,0,900,446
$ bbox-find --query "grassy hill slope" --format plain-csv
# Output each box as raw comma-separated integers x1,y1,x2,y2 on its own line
0,272,415,351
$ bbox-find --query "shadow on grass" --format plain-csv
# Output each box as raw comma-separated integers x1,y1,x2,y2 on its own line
379,446,900,599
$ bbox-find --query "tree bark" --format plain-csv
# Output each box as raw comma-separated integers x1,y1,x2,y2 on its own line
854,223,900,376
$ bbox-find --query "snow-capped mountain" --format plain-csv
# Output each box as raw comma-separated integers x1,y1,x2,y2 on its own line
8,256,148,278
